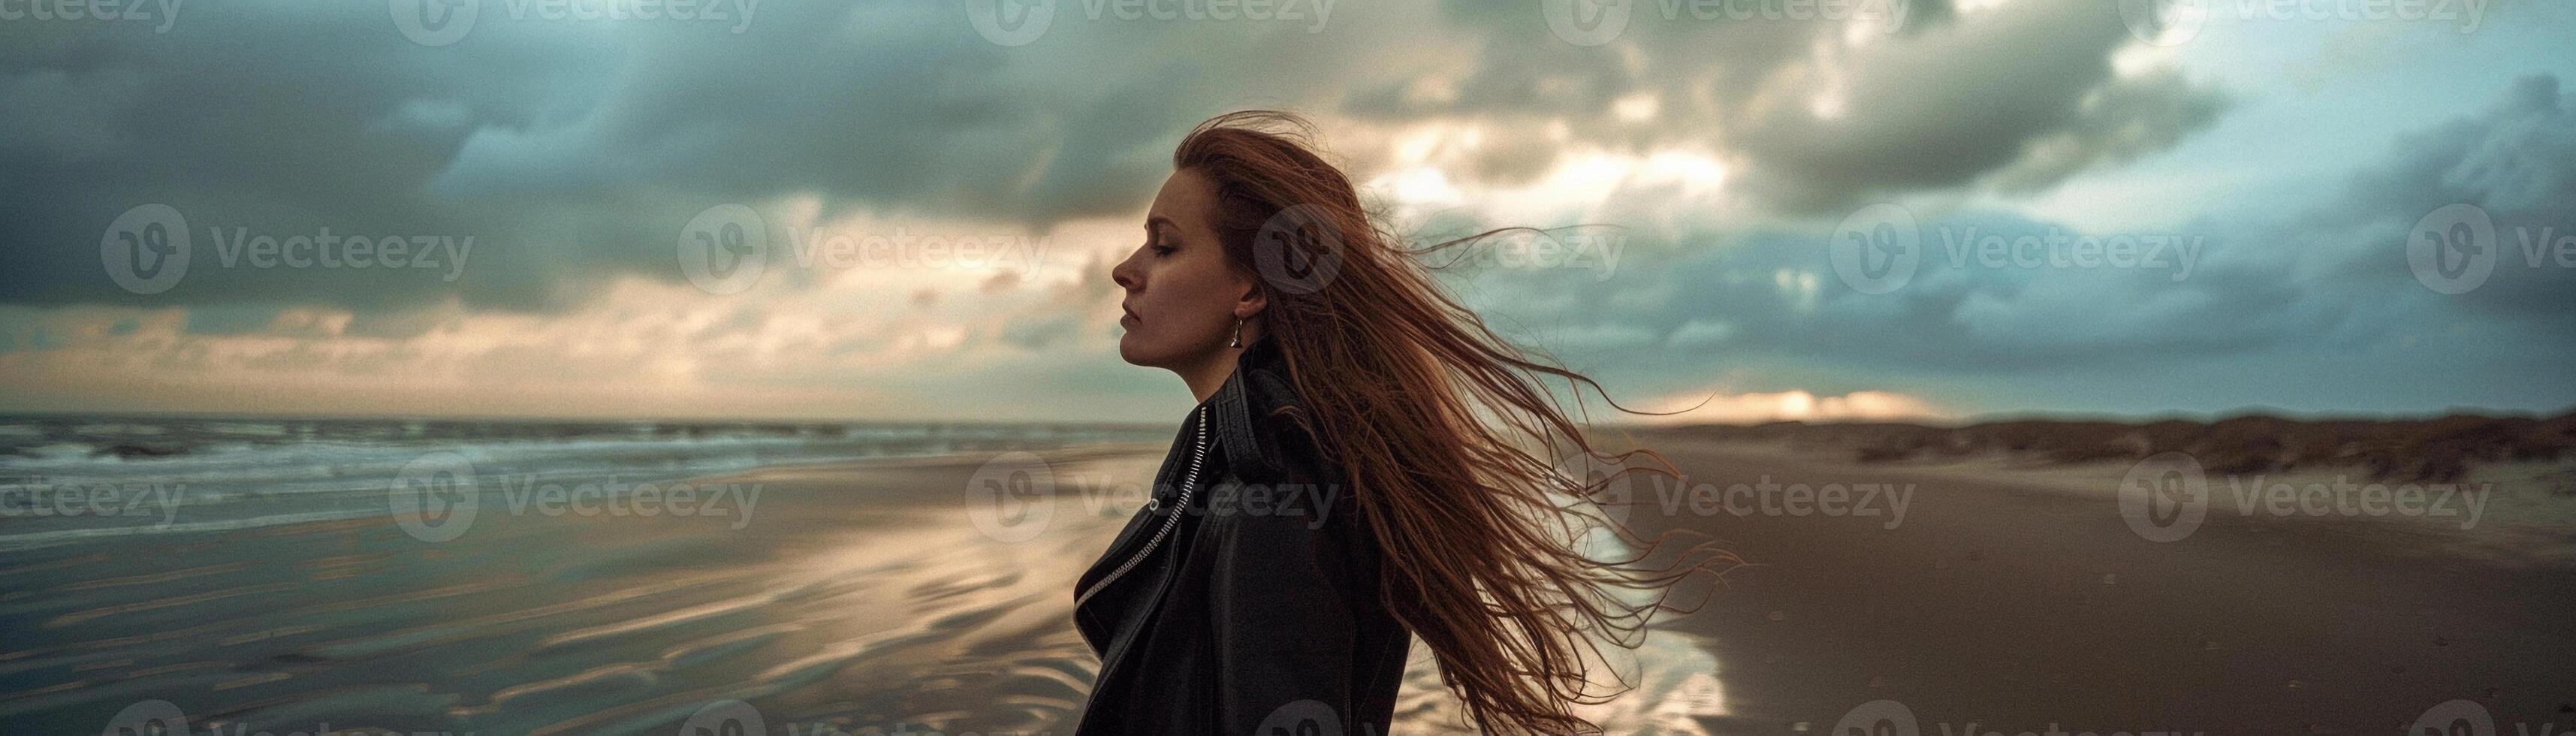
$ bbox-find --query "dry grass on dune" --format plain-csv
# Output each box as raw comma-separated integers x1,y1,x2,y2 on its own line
1650,409,2576,485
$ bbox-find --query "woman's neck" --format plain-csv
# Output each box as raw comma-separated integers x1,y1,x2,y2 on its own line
1175,325,1262,403
1178,351,1237,404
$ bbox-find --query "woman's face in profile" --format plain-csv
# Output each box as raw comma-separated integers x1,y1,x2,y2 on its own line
1112,168,1249,370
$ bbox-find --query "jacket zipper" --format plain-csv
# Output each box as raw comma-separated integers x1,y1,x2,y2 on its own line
1074,404,1212,611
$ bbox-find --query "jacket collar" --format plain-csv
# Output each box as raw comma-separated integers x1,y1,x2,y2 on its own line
1202,334,1297,476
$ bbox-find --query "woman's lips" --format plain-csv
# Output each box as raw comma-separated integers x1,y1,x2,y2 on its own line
1121,306,1139,325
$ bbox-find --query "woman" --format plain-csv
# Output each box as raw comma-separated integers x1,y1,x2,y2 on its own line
1073,111,1718,734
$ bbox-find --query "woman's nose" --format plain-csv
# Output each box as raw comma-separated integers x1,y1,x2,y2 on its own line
1110,249,1141,291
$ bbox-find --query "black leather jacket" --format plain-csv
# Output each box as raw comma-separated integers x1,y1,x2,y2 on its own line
1071,336,1412,734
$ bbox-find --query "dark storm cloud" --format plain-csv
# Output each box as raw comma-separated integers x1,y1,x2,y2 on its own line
1450,74,2572,406
1,0,2231,324
2310,74,2576,327
1365,1,2227,215
0,1,1225,315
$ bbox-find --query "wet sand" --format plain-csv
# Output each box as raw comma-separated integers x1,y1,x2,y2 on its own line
1626,436,2576,734
2,446,1172,735
2,442,1717,734
14,434,2565,734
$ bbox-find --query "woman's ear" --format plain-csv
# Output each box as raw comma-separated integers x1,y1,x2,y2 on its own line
1233,283,1267,320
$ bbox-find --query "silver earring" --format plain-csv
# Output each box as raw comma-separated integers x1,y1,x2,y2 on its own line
1230,317,1243,348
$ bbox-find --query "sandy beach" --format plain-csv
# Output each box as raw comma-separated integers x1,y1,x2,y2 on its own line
7,415,2570,734
17,2,2576,732
1624,433,2576,734
2,426,1189,735
0,430,1708,734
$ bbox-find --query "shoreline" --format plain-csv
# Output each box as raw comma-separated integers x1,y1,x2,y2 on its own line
11,436,2565,734
1621,435,2576,734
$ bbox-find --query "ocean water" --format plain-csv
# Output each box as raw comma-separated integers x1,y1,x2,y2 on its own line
0,415,1160,551
0,415,1172,734
0,415,1726,734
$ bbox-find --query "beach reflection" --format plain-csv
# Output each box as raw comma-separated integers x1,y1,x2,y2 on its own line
1,417,1727,734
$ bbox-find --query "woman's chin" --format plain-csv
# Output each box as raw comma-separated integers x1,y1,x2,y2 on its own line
1115,333,1151,367
1121,336,1199,371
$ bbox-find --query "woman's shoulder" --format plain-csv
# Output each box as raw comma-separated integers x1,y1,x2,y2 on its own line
1214,365,1361,503
1210,344,1332,479
1196,350,1388,588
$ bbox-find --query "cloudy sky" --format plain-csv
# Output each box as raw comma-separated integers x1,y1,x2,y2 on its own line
2,0,2570,424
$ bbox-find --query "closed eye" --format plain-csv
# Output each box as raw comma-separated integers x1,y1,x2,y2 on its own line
1145,219,1177,257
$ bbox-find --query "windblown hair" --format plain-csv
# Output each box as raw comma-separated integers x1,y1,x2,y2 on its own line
1175,110,1733,734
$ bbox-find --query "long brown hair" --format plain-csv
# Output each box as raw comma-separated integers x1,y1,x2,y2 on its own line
1175,110,1732,734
